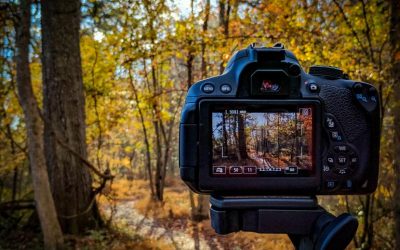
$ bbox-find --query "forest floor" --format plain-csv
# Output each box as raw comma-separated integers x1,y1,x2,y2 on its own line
97,178,294,250
0,178,347,250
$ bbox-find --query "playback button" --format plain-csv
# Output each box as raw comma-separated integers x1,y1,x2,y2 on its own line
327,155,335,166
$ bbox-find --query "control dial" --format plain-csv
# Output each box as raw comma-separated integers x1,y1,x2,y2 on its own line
309,65,344,80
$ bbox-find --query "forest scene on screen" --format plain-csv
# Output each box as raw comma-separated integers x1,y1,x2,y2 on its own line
212,108,313,176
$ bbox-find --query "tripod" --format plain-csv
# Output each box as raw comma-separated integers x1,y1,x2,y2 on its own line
210,196,358,250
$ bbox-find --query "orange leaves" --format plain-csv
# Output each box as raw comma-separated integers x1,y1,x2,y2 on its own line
395,51,400,62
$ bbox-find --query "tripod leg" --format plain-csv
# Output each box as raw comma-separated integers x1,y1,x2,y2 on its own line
288,235,313,250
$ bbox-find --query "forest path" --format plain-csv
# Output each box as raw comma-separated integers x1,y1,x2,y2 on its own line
248,152,273,168
100,200,218,250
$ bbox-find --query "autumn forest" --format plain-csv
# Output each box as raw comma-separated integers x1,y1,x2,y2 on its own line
1,0,400,249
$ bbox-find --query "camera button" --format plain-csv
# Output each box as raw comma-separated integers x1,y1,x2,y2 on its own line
349,155,359,167
202,83,215,93
353,83,363,93
327,156,335,166
308,82,319,92
334,167,350,175
325,115,336,129
289,64,301,76
220,84,232,94
330,131,343,141
355,93,369,103
343,180,353,189
325,180,338,190
334,145,348,153
369,87,378,103
337,155,347,165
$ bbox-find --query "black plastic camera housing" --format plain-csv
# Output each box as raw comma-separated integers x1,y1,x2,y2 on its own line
179,44,380,195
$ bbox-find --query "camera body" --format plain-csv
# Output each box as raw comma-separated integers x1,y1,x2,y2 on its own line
179,44,380,195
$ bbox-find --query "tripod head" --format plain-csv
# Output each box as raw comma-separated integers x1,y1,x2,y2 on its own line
210,196,358,250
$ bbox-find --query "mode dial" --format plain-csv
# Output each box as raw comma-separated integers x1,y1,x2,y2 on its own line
309,65,344,80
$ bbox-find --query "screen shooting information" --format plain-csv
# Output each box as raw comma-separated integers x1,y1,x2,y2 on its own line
211,107,314,177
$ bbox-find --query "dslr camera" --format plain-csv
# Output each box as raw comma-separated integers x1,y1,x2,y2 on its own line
179,43,380,196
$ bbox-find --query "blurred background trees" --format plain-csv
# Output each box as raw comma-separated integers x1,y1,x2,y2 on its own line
0,0,399,249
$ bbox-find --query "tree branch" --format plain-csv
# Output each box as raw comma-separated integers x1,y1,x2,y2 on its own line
333,0,371,59
0,127,28,157
37,108,114,180
0,200,35,210
360,0,375,63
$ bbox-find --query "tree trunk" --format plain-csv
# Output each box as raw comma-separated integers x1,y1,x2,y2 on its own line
390,0,400,248
128,69,155,197
187,0,195,89
200,0,210,79
154,141,163,199
150,59,164,202
218,0,231,74
7,124,19,202
41,0,96,234
222,113,229,157
187,54,194,89
238,114,247,159
195,195,209,221
15,0,64,248
183,13,210,217
232,113,241,161
159,96,183,202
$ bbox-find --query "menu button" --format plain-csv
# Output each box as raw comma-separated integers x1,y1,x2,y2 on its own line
202,83,215,93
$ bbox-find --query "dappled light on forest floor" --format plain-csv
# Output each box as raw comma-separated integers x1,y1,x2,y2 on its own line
98,179,293,250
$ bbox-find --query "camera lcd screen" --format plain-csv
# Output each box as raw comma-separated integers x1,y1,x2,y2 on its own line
211,106,314,177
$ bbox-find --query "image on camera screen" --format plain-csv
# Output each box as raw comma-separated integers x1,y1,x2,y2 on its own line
211,107,313,177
